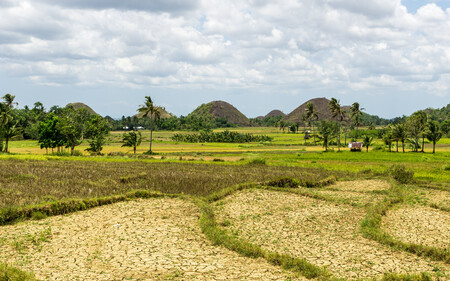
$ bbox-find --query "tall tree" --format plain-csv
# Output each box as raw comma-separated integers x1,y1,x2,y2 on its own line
305,102,319,144
328,98,346,151
350,102,364,139
137,96,161,154
57,108,85,155
0,94,18,152
426,120,442,154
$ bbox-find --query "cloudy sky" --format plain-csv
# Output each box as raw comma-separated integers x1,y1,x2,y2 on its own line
0,0,449,119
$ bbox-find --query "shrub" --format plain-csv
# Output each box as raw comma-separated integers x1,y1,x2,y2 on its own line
390,165,414,184
213,158,225,162
443,164,450,171
248,158,266,165
71,150,83,156
266,177,300,188
107,151,125,157
31,211,47,220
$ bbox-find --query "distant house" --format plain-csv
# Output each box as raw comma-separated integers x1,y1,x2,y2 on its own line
349,142,363,151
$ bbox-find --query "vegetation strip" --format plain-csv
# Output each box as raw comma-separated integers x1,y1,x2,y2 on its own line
360,185,450,263
0,263,37,281
0,190,177,226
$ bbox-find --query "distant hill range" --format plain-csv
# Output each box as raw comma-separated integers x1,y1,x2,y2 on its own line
135,107,172,119
66,102,98,116
188,100,250,126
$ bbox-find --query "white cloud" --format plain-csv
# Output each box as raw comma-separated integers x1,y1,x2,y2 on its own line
0,0,448,115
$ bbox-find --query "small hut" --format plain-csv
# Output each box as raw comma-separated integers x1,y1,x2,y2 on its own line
349,142,363,152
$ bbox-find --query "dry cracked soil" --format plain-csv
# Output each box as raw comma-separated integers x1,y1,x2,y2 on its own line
0,198,301,281
214,182,449,280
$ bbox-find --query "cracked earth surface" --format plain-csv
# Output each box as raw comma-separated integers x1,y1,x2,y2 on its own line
214,188,449,280
310,180,388,206
0,198,301,281
382,205,450,249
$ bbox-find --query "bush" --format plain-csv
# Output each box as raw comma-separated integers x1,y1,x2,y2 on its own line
108,151,125,157
390,165,414,184
266,177,300,188
72,150,83,156
172,130,273,143
248,158,266,165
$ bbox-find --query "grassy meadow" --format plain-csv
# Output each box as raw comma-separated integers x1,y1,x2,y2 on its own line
1,127,449,280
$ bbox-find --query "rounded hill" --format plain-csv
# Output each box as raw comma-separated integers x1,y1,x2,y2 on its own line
188,101,250,126
66,102,98,116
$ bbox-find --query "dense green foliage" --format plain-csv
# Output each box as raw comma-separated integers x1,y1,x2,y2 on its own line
172,130,273,143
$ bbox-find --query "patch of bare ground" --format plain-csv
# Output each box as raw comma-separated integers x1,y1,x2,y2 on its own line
382,205,450,249
0,198,301,281
215,189,449,280
313,180,389,206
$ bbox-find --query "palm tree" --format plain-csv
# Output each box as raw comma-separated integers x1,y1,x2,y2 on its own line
2,123,20,153
122,131,142,154
407,111,427,152
0,94,17,152
328,98,346,151
137,96,161,154
305,102,318,144
362,135,374,152
426,120,442,154
350,102,364,139
392,122,407,153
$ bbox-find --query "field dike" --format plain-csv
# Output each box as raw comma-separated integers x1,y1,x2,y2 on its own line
0,198,300,281
212,181,449,280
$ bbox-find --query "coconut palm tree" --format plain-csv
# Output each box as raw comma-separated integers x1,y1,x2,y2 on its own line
350,102,364,139
426,120,442,154
305,102,319,144
137,96,161,154
362,135,374,152
392,122,407,153
328,98,346,151
122,131,142,154
0,94,17,152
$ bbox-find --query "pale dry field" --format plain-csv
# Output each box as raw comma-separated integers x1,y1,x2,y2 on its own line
0,198,301,281
214,187,449,280
313,180,389,206
382,205,450,249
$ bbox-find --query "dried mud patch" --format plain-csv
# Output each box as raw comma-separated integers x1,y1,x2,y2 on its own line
382,205,450,249
310,180,388,206
215,189,448,280
0,198,301,281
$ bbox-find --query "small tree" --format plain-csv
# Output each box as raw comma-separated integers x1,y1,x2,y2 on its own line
318,120,338,152
85,115,110,154
362,135,374,152
426,120,442,154
57,108,84,155
122,131,142,154
392,122,407,153
329,98,346,151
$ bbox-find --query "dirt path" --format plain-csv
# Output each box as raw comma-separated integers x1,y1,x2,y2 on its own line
214,188,449,280
0,198,301,281
382,205,450,249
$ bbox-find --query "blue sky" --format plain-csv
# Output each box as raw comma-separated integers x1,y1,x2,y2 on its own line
1,0,449,119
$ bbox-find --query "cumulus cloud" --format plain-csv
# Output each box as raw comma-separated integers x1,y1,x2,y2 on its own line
0,0,448,102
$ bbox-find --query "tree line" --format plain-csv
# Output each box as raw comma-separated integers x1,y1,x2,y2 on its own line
300,99,447,153
0,94,110,155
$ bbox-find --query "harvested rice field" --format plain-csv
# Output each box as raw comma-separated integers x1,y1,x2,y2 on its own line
311,180,389,206
0,198,301,281
214,187,449,280
382,205,450,249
